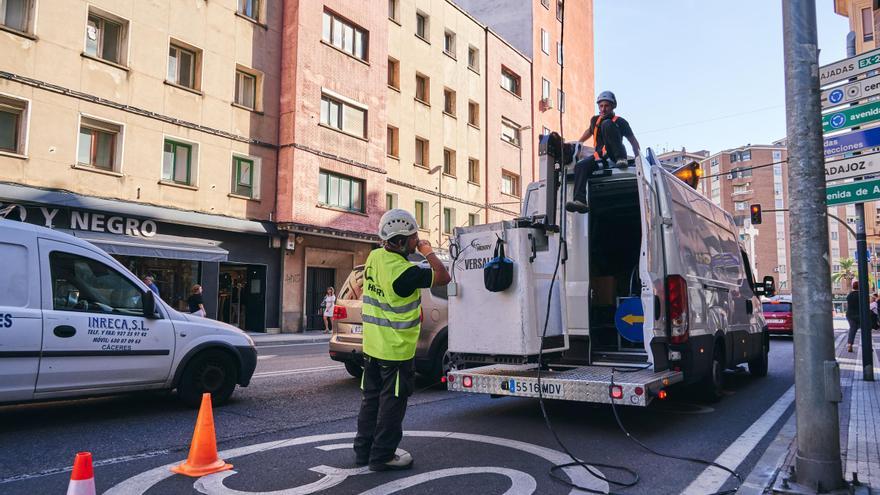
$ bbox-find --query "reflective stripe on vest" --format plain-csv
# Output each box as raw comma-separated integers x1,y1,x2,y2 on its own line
361,248,423,361
593,114,619,160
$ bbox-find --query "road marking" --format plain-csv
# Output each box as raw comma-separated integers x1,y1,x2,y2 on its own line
0,450,171,485
257,343,329,349
359,467,538,495
257,355,277,361
252,365,344,378
106,430,609,494
681,386,795,494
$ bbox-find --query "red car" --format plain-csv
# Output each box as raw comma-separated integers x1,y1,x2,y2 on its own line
763,300,793,335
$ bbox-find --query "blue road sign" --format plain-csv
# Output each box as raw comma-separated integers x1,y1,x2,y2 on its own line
614,297,645,343
824,126,880,158
828,88,845,105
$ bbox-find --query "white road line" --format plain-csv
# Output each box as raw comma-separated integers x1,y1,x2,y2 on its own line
256,355,277,361
681,385,795,495
0,450,170,485
252,365,344,378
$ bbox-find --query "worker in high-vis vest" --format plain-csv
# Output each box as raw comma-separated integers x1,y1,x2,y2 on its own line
353,208,451,472
566,90,641,214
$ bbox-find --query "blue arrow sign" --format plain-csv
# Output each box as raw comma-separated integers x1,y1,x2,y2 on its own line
824,126,880,158
614,297,645,343
828,88,845,105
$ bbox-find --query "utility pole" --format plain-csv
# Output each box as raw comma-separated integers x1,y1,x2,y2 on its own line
781,0,844,491
855,202,876,380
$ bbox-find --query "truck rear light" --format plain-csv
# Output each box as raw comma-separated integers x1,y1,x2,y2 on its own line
447,374,455,383
332,306,348,320
462,376,473,388
609,385,623,400
657,389,668,400
634,386,644,396
667,275,689,344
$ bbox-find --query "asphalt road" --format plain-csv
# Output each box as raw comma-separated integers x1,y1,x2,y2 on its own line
0,337,798,494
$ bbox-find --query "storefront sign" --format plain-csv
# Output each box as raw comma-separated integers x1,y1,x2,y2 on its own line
0,203,157,237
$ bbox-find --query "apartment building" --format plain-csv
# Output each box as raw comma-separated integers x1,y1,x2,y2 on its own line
0,0,283,332
656,148,709,171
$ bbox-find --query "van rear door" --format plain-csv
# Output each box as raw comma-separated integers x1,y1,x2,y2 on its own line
635,150,672,370
0,235,41,402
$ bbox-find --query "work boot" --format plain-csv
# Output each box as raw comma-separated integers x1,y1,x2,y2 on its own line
355,454,369,467
565,198,589,214
615,158,629,168
369,452,413,472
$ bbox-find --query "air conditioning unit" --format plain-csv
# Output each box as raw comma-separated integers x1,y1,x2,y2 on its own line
540,97,553,111
726,174,734,180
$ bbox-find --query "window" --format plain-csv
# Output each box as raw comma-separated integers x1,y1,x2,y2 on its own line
443,148,455,176
468,101,479,127
415,200,428,229
558,89,565,113
443,208,454,234
78,117,120,171
237,0,260,21
0,95,27,154
386,193,397,210
542,126,551,136
501,119,521,146
320,93,367,138
234,69,258,110
388,0,398,21
443,88,456,116
162,139,193,185
734,201,746,211
468,213,478,226
741,150,751,161
386,126,399,157
863,7,874,42
1,0,32,33
416,12,428,40
387,58,400,89
832,231,839,241
50,251,144,316
557,0,564,22
468,46,479,71
85,11,126,65
733,184,752,194
415,73,430,103
501,67,521,96
501,171,520,197
557,42,563,65
167,42,200,90
444,30,456,57
318,170,364,212
468,158,480,184
415,137,429,167
541,29,550,55
730,152,739,163
774,164,783,176
322,10,368,61
542,78,551,100
775,199,784,209
232,155,259,198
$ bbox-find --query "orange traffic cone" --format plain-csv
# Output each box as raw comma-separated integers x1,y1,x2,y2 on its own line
171,393,233,477
66,452,95,495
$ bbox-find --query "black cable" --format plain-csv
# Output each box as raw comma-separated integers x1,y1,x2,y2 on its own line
701,157,788,179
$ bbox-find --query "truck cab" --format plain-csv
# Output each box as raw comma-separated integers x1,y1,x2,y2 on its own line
0,220,257,407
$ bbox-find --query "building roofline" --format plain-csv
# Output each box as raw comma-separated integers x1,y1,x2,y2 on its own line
442,0,532,62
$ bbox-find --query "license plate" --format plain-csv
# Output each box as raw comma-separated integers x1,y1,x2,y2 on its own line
350,325,363,334
507,379,564,398
767,319,784,324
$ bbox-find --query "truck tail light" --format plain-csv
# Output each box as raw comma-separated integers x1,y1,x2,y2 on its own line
667,275,689,344
332,306,348,320
609,385,623,400
657,389,668,400
462,376,473,388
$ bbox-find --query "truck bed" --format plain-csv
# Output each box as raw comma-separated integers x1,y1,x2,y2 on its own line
448,364,683,407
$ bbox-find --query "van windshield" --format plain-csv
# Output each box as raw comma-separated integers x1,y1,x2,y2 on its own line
763,302,792,313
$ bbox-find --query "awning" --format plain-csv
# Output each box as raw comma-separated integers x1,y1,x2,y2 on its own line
68,230,228,262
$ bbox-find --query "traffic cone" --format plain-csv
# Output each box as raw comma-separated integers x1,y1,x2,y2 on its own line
171,393,233,477
66,452,95,495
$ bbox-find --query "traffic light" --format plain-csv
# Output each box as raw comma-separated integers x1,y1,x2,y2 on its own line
750,204,762,224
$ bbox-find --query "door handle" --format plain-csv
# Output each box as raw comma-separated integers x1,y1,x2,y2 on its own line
53,325,76,338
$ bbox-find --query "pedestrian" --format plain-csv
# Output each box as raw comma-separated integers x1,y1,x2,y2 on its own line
188,284,207,318
321,286,336,333
142,275,160,297
846,280,861,352
566,91,641,214
353,209,451,471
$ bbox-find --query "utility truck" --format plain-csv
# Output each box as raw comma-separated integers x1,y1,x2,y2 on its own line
445,134,776,406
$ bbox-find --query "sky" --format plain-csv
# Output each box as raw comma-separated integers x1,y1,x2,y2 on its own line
594,1,851,155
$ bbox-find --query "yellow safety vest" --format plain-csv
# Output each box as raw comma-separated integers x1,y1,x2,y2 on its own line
362,248,425,361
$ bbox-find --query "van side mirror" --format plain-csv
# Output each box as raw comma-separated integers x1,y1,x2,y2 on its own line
762,276,776,297
142,290,158,319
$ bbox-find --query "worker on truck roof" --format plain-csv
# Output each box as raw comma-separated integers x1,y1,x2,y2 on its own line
354,209,451,471
566,90,641,214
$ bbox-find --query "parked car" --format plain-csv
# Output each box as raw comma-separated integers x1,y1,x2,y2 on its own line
328,259,451,381
762,297,793,335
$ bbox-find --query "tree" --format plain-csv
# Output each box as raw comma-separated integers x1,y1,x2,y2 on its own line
831,257,856,290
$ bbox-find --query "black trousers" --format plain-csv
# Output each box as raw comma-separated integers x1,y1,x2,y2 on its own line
571,119,628,202
847,316,860,345
354,355,415,464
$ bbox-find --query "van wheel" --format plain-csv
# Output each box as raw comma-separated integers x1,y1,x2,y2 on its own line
698,346,725,403
344,361,363,378
749,334,769,377
427,341,450,383
178,350,238,408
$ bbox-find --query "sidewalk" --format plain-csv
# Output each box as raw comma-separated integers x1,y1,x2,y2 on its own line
743,320,880,494
247,330,331,346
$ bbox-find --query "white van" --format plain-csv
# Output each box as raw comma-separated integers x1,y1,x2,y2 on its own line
447,136,775,405
0,220,257,407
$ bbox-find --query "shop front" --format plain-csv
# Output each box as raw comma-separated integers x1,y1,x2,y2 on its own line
0,184,281,332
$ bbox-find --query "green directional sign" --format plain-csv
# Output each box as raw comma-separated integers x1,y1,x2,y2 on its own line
826,179,880,206
822,100,880,133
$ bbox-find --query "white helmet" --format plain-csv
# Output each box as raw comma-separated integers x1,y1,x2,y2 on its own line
596,90,617,107
378,208,420,241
